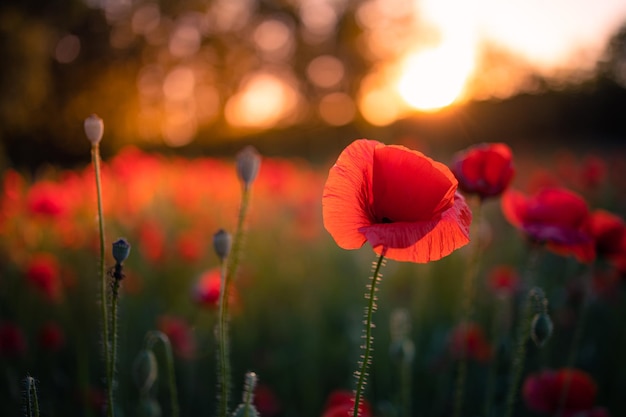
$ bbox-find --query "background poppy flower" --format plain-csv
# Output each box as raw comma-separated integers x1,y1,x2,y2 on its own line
501,187,594,262
322,139,471,263
451,142,515,199
321,390,372,417
448,322,492,362
523,368,598,414
588,209,626,260
25,253,63,302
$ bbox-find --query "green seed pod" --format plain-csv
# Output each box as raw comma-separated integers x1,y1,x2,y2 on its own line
213,229,232,261
236,146,261,188
133,349,158,393
530,312,553,347
84,114,104,145
112,238,131,264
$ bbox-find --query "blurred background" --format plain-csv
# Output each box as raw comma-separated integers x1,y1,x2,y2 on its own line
1,0,626,173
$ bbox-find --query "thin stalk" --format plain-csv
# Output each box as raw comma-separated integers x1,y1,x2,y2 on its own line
503,246,541,417
399,355,412,417
353,252,386,417
452,200,483,417
91,144,113,417
217,258,230,417
109,278,120,408
217,185,252,417
146,331,180,417
483,296,506,417
24,376,40,417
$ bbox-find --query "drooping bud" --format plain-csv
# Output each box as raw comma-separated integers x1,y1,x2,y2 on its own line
530,312,553,347
132,349,158,393
84,114,104,145
236,146,261,188
213,229,232,261
112,238,131,264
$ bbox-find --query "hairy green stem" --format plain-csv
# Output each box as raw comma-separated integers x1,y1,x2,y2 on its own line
91,144,113,417
353,252,386,417
452,200,483,417
110,278,121,410
217,185,252,417
24,376,40,417
146,331,180,417
217,259,231,417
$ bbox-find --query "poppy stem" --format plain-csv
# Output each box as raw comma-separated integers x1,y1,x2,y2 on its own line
217,257,231,417
503,245,542,417
353,251,386,417
217,185,252,417
91,143,114,417
24,375,40,417
109,275,121,412
452,199,483,417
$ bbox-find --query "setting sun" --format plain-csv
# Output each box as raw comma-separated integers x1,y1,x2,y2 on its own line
397,43,475,112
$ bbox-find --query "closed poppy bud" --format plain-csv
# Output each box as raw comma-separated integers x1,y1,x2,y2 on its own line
451,142,514,199
213,229,232,261
132,349,158,393
84,114,104,145
236,146,261,188
112,238,131,264
530,312,553,347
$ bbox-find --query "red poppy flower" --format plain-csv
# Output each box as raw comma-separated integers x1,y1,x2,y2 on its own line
451,142,514,199
522,368,598,414
588,209,626,260
322,139,472,263
193,268,238,309
448,322,492,362
321,390,372,417
38,321,65,352
253,383,281,417
501,187,594,262
25,253,63,302
0,322,27,357
487,265,520,296
157,315,196,359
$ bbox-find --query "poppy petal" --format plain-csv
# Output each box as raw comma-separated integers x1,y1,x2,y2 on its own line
322,139,378,249
361,192,471,262
501,189,528,228
372,145,456,223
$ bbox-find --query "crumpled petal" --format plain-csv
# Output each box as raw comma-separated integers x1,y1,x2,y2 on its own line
361,192,471,262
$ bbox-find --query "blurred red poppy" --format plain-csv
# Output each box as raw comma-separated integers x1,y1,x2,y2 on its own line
193,268,222,309
487,265,520,296
448,322,492,362
321,390,372,417
254,383,281,416
157,315,196,359
588,209,626,261
523,368,598,414
451,142,514,199
322,139,471,263
0,322,27,357
501,187,594,262
38,321,65,352
25,253,63,302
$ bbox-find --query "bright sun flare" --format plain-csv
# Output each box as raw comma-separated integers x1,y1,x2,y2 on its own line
397,43,474,112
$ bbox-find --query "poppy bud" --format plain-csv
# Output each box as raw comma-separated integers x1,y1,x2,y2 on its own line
236,146,261,188
132,349,158,393
84,114,104,145
112,238,131,264
213,229,232,261
530,313,553,347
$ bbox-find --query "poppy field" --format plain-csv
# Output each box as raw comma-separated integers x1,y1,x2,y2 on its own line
1,120,626,417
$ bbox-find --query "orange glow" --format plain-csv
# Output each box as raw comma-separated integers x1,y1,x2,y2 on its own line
224,71,301,129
